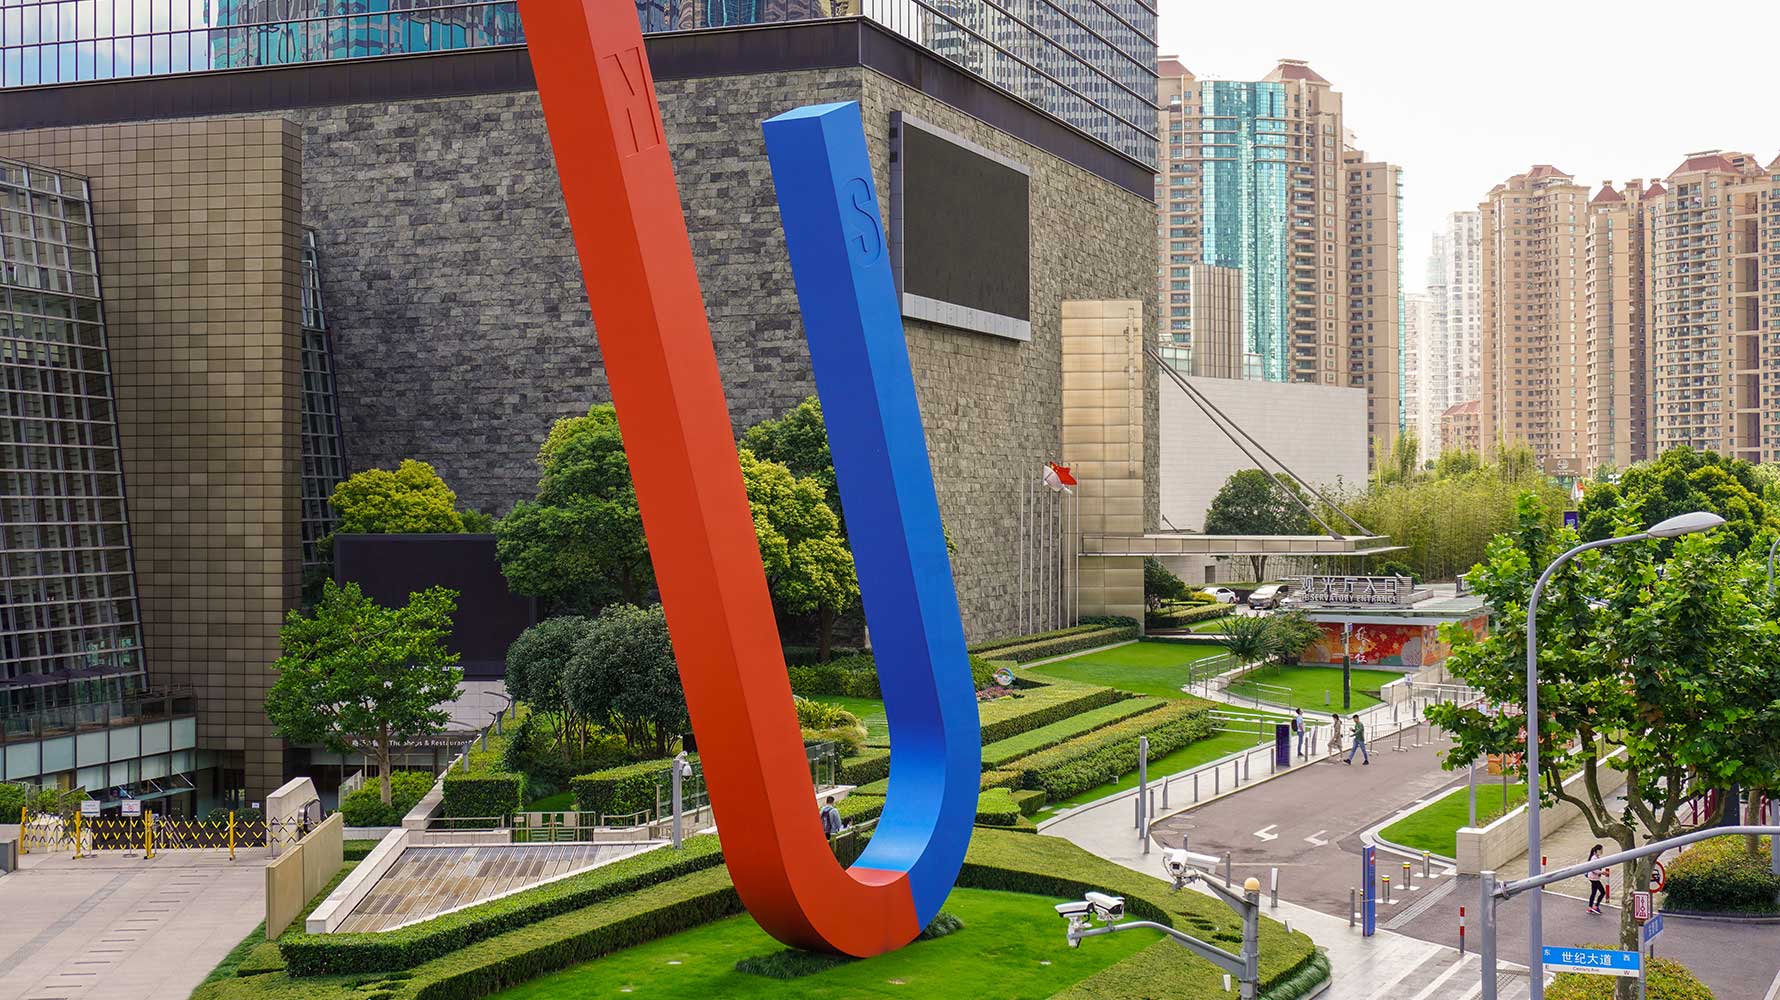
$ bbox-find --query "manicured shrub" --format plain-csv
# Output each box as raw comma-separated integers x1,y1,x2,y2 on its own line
1546,955,1714,1000
568,758,687,817
1663,836,1778,915
793,698,867,756
967,624,1109,655
836,794,884,823
1009,701,1216,801
980,696,1166,768
917,911,964,940
441,773,523,819
406,869,740,1000
974,788,1022,826
341,839,381,862
279,836,726,976
837,748,891,787
206,806,265,824
968,655,998,690
1146,602,1235,630
1010,789,1047,816
785,653,881,699
975,625,1138,663
782,645,863,666
977,680,1129,744
979,769,1021,791
339,770,436,827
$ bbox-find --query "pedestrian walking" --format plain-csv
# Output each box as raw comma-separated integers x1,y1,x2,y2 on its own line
1585,844,1608,913
1344,714,1369,765
1292,708,1307,758
820,795,844,838
1328,713,1345,758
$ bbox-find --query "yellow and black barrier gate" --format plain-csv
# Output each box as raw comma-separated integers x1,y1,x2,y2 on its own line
18,808,310,860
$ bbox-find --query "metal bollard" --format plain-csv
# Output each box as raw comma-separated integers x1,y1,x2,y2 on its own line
1194,772,1200,802
1270,867,1279,909
1459,905,1466,955
1223,851,1232,887
1350,887,1357,927
1214,768,1220,796
1383,874,1391,903
1403,861,1414,891
1424,851,1432,880
1162,776,1170,810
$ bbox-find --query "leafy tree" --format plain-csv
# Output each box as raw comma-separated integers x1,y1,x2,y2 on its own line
741,396,839,525
460,509,497,533
266,581,462,805
505,616,595,759
1202,470,1313,579
329,459,467,535
497,404,651,614
1214,612,1278,669
1266,609,1322,665
1144,558,1189,610
1427,493,1780,980
564,603,687,758
739,448,859,661
1579,447,1777,556
1330,445,1568,583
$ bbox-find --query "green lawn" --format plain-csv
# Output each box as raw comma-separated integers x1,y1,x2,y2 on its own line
487,888,1151,1000
525,791,576,811
1223,665,1404,712
1378,780,1528,856
1037,728,1273,815
809,695,888,745
1025,641,1229,700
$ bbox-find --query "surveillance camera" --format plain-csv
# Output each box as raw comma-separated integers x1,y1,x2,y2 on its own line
1163,849,1189,874
1054,900,1091,918
1085,892,1125,921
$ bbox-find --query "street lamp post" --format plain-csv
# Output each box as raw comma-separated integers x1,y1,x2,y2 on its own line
1523,510,1722,1000
1341,621,1353,711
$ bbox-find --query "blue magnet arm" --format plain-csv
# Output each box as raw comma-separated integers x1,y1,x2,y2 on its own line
761,101,980,925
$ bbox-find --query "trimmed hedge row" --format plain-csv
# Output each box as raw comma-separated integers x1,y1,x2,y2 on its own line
1011,701,1217,801
568,757,690,816
441,773,523,819
1010,788,1047,816
974,788,1022,827
966,623,1110,655
1146,602,1236,629
977,625,1138,663
1664,835,1778,915
278,835,725,976
978,680,1130,744
786,656,881,699
409,869,741,1000
979,769,1020,791
837,747,891,787
837,793,885,823
981,696,1166,768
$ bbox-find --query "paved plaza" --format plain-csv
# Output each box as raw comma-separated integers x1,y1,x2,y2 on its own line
0,846,264,1000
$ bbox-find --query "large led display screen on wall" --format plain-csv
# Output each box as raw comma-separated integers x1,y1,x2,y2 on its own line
890,112,1031,341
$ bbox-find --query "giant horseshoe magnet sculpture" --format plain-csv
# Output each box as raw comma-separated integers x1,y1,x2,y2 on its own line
516,0,980,957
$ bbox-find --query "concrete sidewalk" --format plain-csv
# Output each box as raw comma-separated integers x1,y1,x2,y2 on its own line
0,849,265,1000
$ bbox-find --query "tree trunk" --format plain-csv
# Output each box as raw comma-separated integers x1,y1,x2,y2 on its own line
817,607,835,662
1614,853,1648,1000
1251,555,1268,581
1748,793,1766,856
377,739,393,806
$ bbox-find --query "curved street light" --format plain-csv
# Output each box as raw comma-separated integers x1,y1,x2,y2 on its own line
1523,510,1722,1000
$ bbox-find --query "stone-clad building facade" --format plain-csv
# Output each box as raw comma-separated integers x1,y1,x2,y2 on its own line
0,22,1157,802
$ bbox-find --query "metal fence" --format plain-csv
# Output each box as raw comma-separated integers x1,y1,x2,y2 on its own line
17,809,311,859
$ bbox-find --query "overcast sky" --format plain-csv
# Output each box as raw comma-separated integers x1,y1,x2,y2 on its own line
1155,0,1778,292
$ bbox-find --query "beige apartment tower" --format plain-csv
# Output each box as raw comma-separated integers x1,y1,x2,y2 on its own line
1585,180,1655,470
1156,56,1403,453
1480,165,1589,477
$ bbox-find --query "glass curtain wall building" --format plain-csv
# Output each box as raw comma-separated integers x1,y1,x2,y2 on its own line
0,157,146,726
0,0,1157,165
1198,81,1289,382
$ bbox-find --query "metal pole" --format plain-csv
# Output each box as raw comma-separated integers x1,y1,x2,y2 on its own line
1269,867,1278,909
1480,871,1498,1000
1223,851,1232,887
671,754,686,849
1138,736,1150,852
1525,533,1642,1000
1349,887,1356,928
1019,474,1025,635
1469,760,1478,828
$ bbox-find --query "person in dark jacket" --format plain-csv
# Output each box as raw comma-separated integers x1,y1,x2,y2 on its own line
820,795,844,837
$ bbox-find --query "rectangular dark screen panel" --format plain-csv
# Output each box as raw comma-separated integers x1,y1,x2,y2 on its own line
333,534,536,680
892,113,1031,340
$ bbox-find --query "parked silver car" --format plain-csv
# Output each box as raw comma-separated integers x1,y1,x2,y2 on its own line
1246,583,1293,610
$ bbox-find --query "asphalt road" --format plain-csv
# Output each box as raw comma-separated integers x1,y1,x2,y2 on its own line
1148,732,1780,1000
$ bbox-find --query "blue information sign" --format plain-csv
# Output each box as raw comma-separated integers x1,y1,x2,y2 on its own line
1542,947,1641,978
1361,845,1377,937
1641,913,1664,945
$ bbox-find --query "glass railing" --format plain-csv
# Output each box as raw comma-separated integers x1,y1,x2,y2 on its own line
0,0,1158,165
0,687,195,745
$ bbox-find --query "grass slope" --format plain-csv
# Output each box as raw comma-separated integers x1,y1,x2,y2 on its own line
1027,641,1229,700
1037,729,1270,815
486,888,1150,999
1379,781,1527,856
1224,664,1404,712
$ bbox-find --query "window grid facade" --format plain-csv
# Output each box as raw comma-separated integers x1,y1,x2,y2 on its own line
1,157,146,723
0,0,1158,165
298,228,346,570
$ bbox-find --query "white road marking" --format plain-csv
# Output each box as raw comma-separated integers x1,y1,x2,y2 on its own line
1254,824,1279,842
1304,830,1328,847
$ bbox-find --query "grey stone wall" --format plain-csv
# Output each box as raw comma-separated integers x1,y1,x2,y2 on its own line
289,69,1155,640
